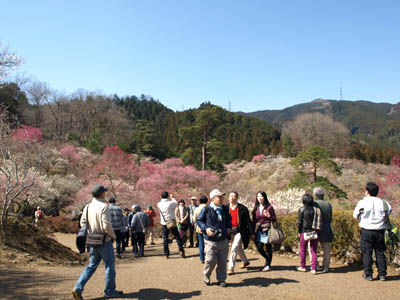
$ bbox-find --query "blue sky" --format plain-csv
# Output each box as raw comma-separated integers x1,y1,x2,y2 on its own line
1,0,399,112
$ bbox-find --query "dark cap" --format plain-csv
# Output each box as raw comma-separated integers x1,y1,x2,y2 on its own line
108,197,116,204
91,184,108,198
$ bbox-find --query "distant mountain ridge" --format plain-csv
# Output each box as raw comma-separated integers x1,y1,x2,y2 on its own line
245,99,400,149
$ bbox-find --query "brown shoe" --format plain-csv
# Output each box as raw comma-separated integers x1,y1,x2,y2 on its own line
180,251,185,258
240,261,250,269
227,269,235,275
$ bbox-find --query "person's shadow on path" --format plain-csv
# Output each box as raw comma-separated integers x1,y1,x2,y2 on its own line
89,288,201,300
228,277,298,287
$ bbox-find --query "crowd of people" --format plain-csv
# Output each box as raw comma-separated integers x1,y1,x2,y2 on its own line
71,181,392,300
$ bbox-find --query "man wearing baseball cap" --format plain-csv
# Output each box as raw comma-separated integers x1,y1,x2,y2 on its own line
197,189,232,287
188,196,199,248
72,184,123,300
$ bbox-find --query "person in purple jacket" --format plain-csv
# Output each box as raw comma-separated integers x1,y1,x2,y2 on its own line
251,191,276,272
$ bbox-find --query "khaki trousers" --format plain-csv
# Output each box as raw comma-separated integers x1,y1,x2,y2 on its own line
228,233,249,270
204,239,229,282
145,227,154,244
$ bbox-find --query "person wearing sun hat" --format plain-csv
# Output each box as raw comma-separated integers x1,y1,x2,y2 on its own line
188,196,199,247
197,188,232,287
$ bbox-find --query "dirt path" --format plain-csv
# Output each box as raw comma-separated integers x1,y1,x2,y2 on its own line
1,233,400,300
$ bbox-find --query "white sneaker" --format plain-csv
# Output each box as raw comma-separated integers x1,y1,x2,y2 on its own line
323,268,329,273
297,266,306,272
310,270,317,275
262,265,271,272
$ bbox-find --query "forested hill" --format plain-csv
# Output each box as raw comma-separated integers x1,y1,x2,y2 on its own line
245,99,400,149
116,96,281,170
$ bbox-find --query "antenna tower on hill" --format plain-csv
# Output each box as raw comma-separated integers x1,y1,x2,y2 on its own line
340,87,343,100
228,101,231,112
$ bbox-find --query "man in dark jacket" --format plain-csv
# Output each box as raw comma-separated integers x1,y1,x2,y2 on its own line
130,205,149,257
313,187,333,273
197,189,232,287
227,191,252,275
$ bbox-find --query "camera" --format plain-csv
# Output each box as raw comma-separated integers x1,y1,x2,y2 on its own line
212,228,223,238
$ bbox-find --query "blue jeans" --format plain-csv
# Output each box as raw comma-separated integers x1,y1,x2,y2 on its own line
197,233,205,262
74,241,116,295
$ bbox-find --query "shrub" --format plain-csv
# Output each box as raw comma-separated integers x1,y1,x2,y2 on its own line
251,154,267,163
12,125,43,143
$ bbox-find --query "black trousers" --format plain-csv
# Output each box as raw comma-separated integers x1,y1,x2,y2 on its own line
255,241,273,266
360,228,387,276
189,224,196,246
162,225,184,256
123,231,130,248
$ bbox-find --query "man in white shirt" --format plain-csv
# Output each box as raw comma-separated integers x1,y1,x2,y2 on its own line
353,182,391,281
157,191,185,259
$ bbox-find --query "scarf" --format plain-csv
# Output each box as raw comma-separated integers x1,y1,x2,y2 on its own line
210,202,223,222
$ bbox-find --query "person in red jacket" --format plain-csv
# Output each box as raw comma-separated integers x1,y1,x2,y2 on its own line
144,205,156,245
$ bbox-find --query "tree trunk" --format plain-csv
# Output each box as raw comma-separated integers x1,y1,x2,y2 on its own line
313,163,317,183
202,132,207,171
0,204,9,245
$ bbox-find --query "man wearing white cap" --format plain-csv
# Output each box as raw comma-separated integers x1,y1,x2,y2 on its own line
197,189,232,287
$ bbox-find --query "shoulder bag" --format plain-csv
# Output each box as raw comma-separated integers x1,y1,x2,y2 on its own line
159,207,176,229
268,221,285,244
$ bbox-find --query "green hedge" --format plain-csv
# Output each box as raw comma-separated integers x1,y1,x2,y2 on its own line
279,211,400,263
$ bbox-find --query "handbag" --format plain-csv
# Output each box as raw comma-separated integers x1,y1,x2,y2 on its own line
268,221,285,244
304,230,318,241
159,208,176,229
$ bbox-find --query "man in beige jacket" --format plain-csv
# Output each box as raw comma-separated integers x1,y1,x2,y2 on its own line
72,184,123,300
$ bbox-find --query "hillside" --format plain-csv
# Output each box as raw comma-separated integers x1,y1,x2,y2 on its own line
246,99,400,150
220,156,399,214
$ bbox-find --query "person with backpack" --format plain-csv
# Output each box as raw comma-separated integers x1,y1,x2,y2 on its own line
34,206,44,226
108,198,124,259
197,189,232,287
72,184,123,300
353,182,391,281
297,193,322,274
251,191,276,272
130,205,150,257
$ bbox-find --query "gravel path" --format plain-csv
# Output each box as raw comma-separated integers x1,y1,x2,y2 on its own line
1,233,399,300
